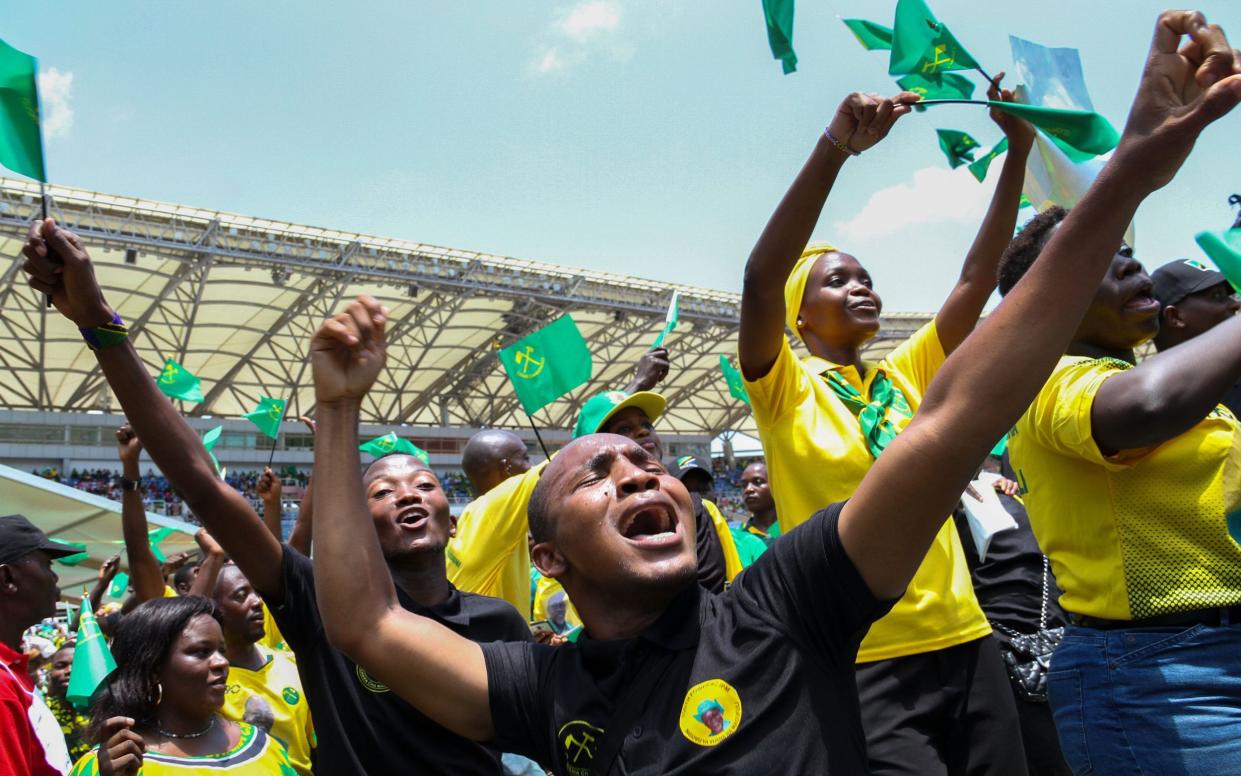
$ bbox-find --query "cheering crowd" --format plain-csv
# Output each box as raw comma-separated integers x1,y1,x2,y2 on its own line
3,11,1241,775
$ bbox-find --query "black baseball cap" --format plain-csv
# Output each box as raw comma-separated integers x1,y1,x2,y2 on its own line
1151,259,1230,307
0,515,81,565
670,455,713,483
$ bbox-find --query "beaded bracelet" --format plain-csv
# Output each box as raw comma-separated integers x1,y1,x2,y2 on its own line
80,312,129,351
824,127,859,157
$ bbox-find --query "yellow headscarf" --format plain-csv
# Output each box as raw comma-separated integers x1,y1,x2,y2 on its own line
783,243,840,340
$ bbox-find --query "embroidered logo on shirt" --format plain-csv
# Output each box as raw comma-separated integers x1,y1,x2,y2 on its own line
558,720,604,776
678,679,742,746
282,687,300,705
355,665,389,693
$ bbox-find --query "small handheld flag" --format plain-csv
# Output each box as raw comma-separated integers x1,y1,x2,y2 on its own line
243,396,287,440
967,138,1009,182
720,356,751,406
498,315,593,416
917,100,1118,156
0,38,46,182
888,0,982,78
156,359,204,403
202,425,223,476
842,19,893,51
66,590,117,710
897,72,974,101
935,129,980,169
358,432,430,463
651,291,680,350
1196,228,1241,293
761,0,797,74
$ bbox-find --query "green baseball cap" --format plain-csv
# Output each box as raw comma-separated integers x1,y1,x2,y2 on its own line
573,390,667,438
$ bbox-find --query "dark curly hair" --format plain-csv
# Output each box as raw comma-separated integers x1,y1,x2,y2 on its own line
998,206,1069,296
87,596,220,742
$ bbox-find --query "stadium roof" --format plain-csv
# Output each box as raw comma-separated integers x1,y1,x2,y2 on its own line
0,177,933,436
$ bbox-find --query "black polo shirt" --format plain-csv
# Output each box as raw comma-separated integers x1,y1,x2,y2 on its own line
692,494,727,594
264,545,532,775
481,502,895,774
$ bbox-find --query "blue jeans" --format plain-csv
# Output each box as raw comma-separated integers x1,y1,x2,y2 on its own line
1047,622,1241,775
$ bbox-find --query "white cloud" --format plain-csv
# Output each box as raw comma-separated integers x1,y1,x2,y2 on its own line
558,0,621,40
37,68,74,139
531,0,627,75
831,166,996,243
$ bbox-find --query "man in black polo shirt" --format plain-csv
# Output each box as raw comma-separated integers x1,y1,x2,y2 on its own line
1151,258,1241,414
18,232,532,774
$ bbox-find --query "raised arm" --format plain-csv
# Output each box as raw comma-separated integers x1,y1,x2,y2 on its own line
85,554,120,623
933,76,1035,354
1092,313,1241,453
739,91,918,380
287,475,313,556
19,227,285,599
622,347,670,393
186,529,226,598
839,11,1241,599
310,295,493,741
257,468,283,542
114,425,164,603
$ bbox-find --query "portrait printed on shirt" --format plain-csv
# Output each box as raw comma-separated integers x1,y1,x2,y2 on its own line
678,679,742,746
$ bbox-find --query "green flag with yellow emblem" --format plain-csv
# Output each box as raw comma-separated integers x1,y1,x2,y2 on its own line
499,314,593,415
358,432,430,463
0,38,46,182
66,592,117,709
156,359,204,403
243,396,287,440
889,0,980,76
936,129,980,168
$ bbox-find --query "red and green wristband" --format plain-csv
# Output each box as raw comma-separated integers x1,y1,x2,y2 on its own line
80,312,129,351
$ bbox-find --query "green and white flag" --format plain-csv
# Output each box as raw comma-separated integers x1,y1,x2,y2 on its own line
156,359,204,403
498,315,593,415
720,356,751,406
652,291,680,349
0,38,45,182
358,432,430,463
201,425,223,477
842,18,893,51
888,0,980,76
106,572,129,601
243,396,287,440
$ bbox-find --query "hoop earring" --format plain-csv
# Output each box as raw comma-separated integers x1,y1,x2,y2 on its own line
150,681,163,706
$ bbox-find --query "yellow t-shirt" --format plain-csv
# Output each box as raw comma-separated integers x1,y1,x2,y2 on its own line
258,604,288,653
1010,355,1241,620
703,498,744,583
219,648,314,776
69,721,295,775
447,463,547,616
744,322,990,662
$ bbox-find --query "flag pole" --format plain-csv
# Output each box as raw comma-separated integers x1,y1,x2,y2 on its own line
524,412,552,460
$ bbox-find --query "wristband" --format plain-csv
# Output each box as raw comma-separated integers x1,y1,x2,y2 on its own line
823,127,860,157
121,478,140,492
80,312,129,352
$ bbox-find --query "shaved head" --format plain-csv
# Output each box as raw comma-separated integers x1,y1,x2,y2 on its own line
462,429,531,496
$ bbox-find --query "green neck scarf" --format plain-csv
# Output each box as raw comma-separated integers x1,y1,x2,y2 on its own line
824,369,908,459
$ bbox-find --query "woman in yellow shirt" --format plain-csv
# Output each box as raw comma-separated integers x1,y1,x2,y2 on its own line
71,596,294,775
1001,204,1241,775
738,79,1033,773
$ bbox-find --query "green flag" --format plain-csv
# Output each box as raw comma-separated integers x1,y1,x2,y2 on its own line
106,572,129,600
990,435,1009,457
842,18,893,51
720,356,751,406
761,0,797,74
147,526,177,564
202,425,223,476
0,38,45,182
1196,228,1241,293
651,291,680,349
967,137,1008,182
897,71,974,101
919,100,1119,156
1019,193,1032,209
498,314,593,415
889,0,980,76
358,432,430,464
156,359,204,403
936,129,980,168
243,395,286,439
53,540,88,566
66,593,117,710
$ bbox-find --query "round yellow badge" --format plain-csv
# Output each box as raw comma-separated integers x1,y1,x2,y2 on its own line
678,679,742,746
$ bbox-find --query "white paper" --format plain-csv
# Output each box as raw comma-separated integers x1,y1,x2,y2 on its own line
961,472,1019,562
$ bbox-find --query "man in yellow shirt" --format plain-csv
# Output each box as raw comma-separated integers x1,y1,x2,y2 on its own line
212,564,315,775
447,429,546,617
1001,203,1241,774
738,76,1035,772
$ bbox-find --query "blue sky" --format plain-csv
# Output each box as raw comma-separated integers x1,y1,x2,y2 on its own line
6,1,1239,312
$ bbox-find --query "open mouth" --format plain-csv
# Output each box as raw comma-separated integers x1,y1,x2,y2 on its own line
849,299,878,313
396,507,429,529
1123,289,1159,312
619,504,679,546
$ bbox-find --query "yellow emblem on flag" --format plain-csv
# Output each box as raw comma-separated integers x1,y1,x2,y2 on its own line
513,345,546,379
159,362,179,383
921,44,955,74
376,434,396,452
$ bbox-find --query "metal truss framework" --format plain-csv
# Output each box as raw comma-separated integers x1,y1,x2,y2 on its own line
0,178,933,437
